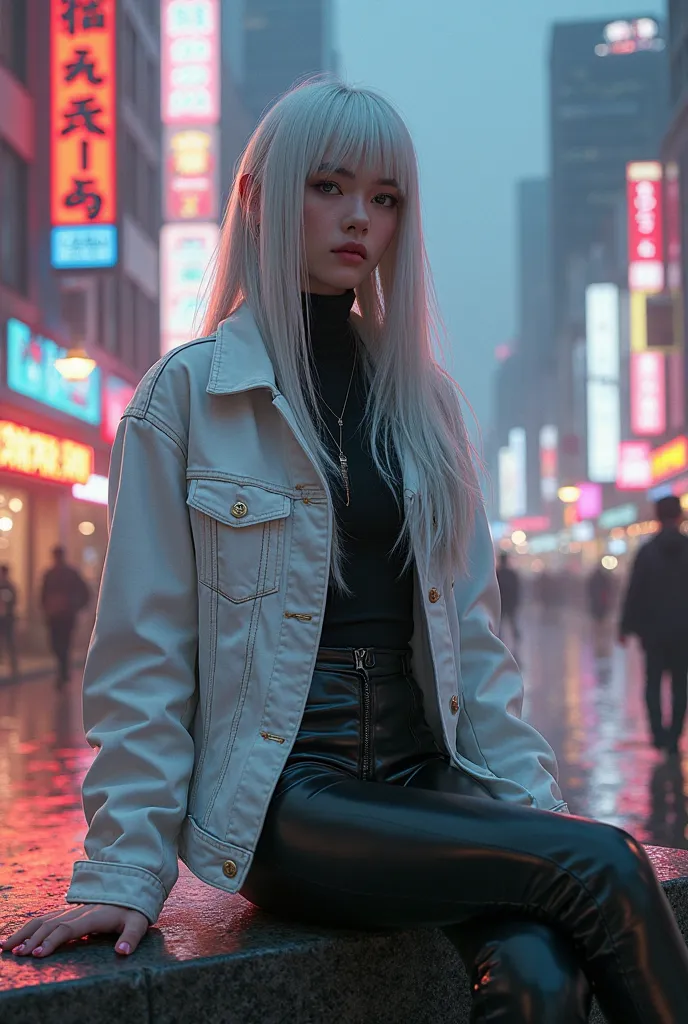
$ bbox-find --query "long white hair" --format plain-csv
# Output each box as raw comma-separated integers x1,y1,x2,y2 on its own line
202,78,482,592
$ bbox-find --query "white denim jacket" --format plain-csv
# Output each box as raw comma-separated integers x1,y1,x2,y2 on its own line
65,303,567,925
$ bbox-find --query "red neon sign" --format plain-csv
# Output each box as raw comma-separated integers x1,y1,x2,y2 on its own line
627,162,664,294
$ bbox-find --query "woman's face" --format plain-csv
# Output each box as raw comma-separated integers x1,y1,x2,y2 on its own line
302,160,401,295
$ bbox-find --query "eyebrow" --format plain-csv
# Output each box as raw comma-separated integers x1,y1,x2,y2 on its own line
316,163,400,188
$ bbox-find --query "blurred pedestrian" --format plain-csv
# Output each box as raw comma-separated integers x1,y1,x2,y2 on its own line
619,496,688,754
0,563,18,678
496,551,521,645
587,562,616,658
40,545,90,685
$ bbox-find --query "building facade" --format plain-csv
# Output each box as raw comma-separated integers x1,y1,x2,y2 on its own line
0,0,160,657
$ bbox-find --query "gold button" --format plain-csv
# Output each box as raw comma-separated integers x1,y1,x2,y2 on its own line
428,587,440,603
230,501,248,519
222,859,238,878
450,695,459,715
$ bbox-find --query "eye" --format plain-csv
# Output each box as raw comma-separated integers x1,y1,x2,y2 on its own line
314,180,343,196
373,193,399,208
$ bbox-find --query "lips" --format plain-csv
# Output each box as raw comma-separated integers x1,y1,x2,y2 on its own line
333,243,368,259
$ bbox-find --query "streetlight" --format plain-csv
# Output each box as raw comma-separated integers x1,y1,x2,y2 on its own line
557,485,581,504
54,347,97,381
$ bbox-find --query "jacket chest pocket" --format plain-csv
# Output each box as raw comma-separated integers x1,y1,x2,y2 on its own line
187,478,291,604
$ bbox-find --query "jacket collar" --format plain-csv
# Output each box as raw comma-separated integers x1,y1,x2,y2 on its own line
206,302,420,497
207,303,277,396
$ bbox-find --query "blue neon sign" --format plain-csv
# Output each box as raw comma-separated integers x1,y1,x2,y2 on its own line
6,318,102,426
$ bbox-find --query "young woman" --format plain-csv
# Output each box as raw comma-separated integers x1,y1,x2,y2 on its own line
3,80,688,1022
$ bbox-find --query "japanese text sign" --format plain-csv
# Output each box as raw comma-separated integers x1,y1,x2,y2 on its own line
51,0,117,268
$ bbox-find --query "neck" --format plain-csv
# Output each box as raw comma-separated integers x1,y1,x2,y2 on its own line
302,289,357,361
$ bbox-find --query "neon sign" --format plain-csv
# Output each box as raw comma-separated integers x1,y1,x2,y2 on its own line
0,421,94,485
50,0,117,268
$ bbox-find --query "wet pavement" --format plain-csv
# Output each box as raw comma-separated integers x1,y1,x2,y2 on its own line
0,603,686,953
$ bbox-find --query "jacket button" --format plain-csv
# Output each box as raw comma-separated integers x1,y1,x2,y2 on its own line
428,587,440,603
230,501,248,518
222,859,238,878
450,695,459,715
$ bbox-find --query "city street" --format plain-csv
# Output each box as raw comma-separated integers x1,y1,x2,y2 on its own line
1,606,685,907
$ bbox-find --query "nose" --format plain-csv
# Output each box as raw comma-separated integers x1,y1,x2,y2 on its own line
343,194,369,233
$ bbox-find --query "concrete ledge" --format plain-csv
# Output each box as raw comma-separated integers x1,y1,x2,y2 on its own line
2,848,688,1024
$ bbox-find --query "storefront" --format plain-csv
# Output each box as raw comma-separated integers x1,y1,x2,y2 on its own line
0,317,134,655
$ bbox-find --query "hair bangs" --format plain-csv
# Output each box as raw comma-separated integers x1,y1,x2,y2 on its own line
304,89,412,202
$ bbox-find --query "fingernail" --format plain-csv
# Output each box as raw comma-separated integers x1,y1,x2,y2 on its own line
117,942,130,954
32,946,43,956
12,944,25,954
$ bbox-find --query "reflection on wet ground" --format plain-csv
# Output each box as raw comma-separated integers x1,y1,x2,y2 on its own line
0,605,685,931
515,607,688,849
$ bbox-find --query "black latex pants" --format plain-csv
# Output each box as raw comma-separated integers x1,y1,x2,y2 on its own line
240,647,688,1023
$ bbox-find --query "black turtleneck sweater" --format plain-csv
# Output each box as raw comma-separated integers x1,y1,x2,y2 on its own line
303,290,414,649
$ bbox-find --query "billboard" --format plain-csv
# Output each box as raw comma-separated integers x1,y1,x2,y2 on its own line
630,351,666,436
585,284,620,484
7,318,102,425
627,162,664,294
161,0,220,125
616,441,652,490
160,222,219,354
50,0,117,269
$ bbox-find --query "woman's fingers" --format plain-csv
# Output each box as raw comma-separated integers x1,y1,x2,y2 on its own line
1,908,80,951
115,915,149,956
2,904,150,958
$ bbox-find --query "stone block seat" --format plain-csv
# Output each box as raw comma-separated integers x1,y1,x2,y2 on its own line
2,848,688,1024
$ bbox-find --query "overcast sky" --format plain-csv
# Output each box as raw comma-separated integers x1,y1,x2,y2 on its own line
334,0,665,436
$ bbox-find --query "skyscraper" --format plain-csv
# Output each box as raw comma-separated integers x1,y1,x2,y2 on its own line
239,0,336,123
550,17,669,338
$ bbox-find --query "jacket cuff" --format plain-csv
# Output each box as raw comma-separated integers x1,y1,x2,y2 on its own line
65,859,168,925
550,801,570,814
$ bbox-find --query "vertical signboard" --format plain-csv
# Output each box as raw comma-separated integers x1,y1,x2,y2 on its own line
161,0,219,125
160,0,221,355
585,284,620,483
160,222,219,353
539,425,558,502
508,427,527,518
50,0,117,268
630,351,666,436
627,161,664,294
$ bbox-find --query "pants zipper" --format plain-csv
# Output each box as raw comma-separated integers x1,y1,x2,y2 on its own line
354,647,375,780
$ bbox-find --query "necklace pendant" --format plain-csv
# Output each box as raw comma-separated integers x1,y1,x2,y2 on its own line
338,452,351,507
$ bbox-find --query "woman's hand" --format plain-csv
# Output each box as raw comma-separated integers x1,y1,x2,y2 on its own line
1,903,149,958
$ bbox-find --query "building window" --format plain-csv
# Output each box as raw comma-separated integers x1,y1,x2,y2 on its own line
0,141,28,294
0,0,27,83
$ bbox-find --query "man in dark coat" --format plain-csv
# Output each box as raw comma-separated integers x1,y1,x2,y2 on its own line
496,551,521,645
619,496,688,754
40,546,90,685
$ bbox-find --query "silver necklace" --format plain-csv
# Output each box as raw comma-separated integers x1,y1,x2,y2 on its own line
318,345,357,507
